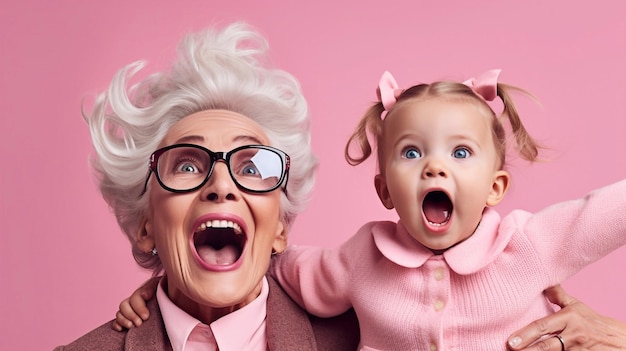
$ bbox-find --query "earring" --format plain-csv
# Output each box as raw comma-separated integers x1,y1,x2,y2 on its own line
151,247,158,256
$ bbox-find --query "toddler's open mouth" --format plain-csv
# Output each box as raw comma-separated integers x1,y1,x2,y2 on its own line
422,191,452,226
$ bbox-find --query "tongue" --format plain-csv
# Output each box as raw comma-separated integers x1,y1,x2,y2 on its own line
197,245,239,265
424,201,450,224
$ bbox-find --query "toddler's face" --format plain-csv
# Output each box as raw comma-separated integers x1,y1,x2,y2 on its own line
375,97,509,251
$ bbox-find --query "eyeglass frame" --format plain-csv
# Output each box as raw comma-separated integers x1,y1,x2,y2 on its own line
140,143,290,195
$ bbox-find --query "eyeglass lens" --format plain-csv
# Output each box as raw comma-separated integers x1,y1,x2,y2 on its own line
156,146,284,192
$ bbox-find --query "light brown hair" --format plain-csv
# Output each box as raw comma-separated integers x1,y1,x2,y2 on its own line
345,80,541,173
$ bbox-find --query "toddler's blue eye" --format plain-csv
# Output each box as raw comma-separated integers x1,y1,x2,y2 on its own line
453,148,470,159
403,148,421,159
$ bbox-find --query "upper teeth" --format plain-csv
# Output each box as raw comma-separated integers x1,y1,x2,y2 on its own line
195,220,243,234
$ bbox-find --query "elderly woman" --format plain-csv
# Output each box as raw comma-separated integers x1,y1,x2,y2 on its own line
55,23,358,350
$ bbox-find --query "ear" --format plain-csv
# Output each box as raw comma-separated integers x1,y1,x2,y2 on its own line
486,170,510,207
271,219,288,254
135,215,155,254
375,174,395,209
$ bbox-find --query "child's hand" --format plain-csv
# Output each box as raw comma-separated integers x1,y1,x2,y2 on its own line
111,277,160,331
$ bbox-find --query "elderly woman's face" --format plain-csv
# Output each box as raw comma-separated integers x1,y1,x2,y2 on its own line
139,110,287,315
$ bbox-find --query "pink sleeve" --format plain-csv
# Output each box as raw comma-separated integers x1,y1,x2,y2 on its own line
269,225,374,317
505,179,626,282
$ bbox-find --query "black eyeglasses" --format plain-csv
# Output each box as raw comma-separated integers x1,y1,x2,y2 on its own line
141,144,290,195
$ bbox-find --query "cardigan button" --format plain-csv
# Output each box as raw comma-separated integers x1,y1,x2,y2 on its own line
434,268,445,281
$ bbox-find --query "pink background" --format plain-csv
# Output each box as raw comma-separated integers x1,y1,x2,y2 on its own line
1,1,625,349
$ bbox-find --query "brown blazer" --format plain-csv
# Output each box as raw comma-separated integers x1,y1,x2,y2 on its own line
54,276,359,351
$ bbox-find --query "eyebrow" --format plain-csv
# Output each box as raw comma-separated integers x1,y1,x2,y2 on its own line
175,135,205,144
448,133,482,146
174,134,265,145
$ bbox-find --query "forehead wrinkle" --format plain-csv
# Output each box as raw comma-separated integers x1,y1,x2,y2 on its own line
232,135,265,145
171,134,265,148
175,135,205,144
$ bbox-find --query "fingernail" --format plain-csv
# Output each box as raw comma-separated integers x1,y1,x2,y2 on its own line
508,336,521,348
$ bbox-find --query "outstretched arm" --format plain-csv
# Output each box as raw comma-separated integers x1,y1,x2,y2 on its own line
111,276,160,331
270,244,354,317
507,285,626,350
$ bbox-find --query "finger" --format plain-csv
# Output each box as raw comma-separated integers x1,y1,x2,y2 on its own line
129,289,151,321
115,310,138,330
111,320,124,332
554,334,565,351
118,299,143,327
139,277,160,300
517,335,565,351
507,315,565,350
543,284,578,308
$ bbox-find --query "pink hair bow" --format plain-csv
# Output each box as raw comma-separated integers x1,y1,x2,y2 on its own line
463,69,501,101
376,71,403,120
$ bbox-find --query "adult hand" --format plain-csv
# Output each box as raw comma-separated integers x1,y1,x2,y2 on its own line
507,284,626,350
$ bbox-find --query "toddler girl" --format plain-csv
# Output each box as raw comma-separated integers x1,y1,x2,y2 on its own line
269,69,626,350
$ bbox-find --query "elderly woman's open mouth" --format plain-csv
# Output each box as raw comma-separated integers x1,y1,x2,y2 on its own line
191,220,247,271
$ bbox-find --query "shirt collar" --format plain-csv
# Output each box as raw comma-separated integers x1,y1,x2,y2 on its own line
373,208,511,274
157,276,269,351
212,277,268,350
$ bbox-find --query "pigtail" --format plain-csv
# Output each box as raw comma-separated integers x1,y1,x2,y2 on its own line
497,84,542,162
345,103,385,166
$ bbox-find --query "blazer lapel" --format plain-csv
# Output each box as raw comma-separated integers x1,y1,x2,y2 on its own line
125,298,173,351
266,276,317,351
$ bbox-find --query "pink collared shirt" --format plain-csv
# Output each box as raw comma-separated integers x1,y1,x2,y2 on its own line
272,179,626,350
157,276,269,351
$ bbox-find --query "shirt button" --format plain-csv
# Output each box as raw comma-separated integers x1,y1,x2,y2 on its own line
434,300,445,311
434,268,445,281
430,343,438,351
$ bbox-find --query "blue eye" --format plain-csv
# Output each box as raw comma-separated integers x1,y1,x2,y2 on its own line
403,148,421,159
241,163,261,177
453,148,470,159
175,159,202,173
179,163,198,173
